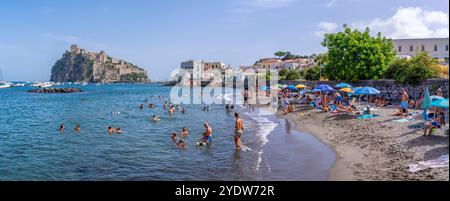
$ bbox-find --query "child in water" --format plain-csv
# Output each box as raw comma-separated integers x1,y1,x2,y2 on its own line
197,133,209,147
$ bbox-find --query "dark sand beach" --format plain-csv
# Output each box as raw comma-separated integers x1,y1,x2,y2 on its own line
283,106,449,181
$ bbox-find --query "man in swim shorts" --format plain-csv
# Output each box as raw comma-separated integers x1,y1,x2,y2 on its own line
234,112,244,150
204,122,212,143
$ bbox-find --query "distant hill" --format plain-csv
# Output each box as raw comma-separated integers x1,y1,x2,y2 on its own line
50,45,149,83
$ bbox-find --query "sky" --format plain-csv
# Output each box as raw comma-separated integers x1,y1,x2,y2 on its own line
0,0,448,81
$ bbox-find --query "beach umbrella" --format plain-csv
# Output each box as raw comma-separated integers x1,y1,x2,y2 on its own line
312,88,322,93
284,85,298,91
260,85,268,91
277,84,283,88
431,98,449,109
422,87,432,120
300,89,311,95
296,84,307,89
335,83,352,89
340,87,354,93
430,95,444,102
354,86,380,95
354,86,380,108
314,84,334,92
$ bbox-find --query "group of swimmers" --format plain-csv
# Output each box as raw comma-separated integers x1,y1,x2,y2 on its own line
59,123,80,133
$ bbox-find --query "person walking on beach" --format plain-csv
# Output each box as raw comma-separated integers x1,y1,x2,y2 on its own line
203,122,213,143
234,113,244,150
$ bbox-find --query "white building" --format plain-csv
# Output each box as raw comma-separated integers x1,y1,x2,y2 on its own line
393,38,449,65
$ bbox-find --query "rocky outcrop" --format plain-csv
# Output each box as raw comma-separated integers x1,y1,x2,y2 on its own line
28,88,82,93
50,45,149,83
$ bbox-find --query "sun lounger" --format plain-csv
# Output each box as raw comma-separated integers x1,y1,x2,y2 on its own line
356,114,380,119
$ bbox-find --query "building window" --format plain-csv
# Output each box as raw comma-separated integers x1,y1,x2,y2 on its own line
410,45,413,51
398,46,402,52
421,45,425,51
434,45,438,51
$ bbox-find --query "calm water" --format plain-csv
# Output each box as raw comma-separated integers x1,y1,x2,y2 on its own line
0,84,334,180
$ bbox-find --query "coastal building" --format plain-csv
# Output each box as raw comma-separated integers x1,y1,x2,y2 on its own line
393,38,449,65
179,60,228,86
255,58,283,70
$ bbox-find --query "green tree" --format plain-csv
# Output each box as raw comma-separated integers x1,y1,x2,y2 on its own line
274,51,287,59
278,68,288,78
285,70,301,80
385,52,439,85
321,24,396,81
304,66,321,80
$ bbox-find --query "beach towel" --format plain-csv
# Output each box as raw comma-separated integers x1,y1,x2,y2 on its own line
394,118,415,123
407,155,449,173
356,114,380,119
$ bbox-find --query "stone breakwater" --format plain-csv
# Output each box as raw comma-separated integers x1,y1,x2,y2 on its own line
28,88,82,93
280,79,449,100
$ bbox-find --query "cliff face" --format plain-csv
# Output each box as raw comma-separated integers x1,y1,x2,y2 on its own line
50,45,149,83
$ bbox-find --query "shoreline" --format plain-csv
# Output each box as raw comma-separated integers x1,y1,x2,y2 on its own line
282,106,449,181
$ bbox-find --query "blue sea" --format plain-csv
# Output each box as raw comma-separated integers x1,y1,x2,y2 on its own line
0,83,335,180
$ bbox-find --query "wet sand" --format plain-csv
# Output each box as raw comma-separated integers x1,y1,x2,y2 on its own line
283,105,449,181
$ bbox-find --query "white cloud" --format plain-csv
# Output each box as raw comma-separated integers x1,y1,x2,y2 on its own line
314,22,338,37
352,7,449,39
233,0,295,14
326,0,337,7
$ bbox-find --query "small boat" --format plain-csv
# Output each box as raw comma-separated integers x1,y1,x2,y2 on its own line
12,83,26,87
0,81,11,89
31,82,54,88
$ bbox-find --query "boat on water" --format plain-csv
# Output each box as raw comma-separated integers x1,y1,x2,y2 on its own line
0,81,12,89
0,70,12,88
12,83,26,87
31,82,54,88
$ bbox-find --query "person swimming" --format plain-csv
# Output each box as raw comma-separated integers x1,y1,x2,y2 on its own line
171,132,177,143
59,124,65,132
181,107,186,113
139,104,144,110
108,126,114,134
152,115,160,122
169,105,175,115
197,132,209,147
115,127,122,133
149,103,155,108
181,127,189,138
74,124,80,132
177,138,186,149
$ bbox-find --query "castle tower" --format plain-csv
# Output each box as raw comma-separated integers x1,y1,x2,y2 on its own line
70,44,80,54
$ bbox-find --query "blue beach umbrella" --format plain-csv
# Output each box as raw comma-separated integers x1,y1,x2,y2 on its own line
300,89,311,95
312,88,322,93
335,83,352,89
354,86,380,95
314,84,334,92
422,87,432,120
430,95,444,102
260,85,268,91
431,98,449,109
284,85,298,91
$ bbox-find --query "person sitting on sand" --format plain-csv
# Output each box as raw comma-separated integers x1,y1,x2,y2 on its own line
305,95,312,107
424,112,445,136
171,132,177,143
334,92,343,110
152,115,159,122
108,126,114,134
181,127,189,138
59,124,65,132
74,124,80,132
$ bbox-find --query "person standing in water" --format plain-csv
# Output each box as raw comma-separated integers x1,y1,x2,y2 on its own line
163,100,167,110
234,113,244,150
203,122,213,143
74,124,80,133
